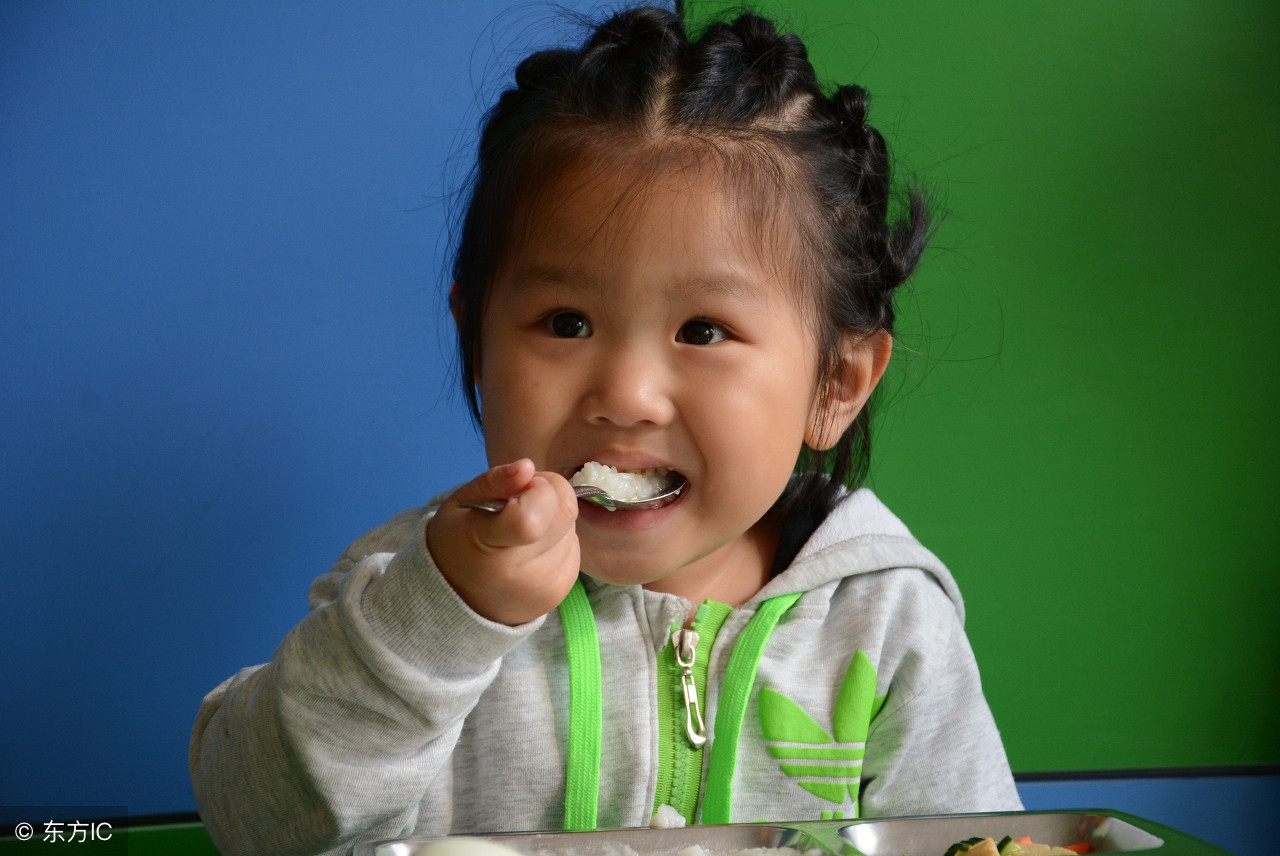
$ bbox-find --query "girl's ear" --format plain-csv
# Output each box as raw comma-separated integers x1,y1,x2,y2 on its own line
449,281,462,328
805,329,893,451
450,281,481,384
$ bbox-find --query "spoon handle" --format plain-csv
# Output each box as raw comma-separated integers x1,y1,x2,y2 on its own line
459,485,609,513
456,498,506,513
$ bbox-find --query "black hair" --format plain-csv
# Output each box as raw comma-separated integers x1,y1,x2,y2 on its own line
450,4,931,516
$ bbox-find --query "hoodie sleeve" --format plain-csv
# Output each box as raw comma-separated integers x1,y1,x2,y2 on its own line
858,575,1022,816
189,510,545,856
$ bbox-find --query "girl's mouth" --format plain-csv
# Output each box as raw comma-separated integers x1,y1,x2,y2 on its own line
569,462,687,511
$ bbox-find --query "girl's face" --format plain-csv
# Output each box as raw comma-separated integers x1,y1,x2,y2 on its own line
476,158,847,605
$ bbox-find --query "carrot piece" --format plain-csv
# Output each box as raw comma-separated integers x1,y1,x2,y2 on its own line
1063,844,1093,854
1014,839,1033,845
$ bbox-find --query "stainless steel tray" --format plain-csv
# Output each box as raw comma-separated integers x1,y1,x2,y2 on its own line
357,811,1234,856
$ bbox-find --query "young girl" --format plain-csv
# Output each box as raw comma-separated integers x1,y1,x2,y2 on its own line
191,6,1021,855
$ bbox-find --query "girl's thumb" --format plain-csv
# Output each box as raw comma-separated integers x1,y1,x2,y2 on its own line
472,458,536,501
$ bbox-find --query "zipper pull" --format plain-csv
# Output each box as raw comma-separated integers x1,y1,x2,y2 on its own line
672,629,707,748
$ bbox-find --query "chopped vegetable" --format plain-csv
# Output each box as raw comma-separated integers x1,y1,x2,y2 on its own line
943,838,988,856
997,837,1021,856
939,837,1091,856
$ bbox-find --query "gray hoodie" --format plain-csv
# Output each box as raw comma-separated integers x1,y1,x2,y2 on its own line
190,488,1021,856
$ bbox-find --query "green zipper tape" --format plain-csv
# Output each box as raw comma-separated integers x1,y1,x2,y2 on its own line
652,625,678,815
558,579,601,830
700,591,803,824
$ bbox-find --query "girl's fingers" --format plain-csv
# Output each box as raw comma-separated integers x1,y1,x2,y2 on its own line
477,474,576,549
448,459,536,508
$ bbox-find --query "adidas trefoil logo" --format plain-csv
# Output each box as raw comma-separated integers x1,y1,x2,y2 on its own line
758,650,886,807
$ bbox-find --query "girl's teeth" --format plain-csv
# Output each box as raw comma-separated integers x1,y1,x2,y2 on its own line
569,462,676,501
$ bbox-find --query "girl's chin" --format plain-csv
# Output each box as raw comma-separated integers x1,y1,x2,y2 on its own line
574,496,687,586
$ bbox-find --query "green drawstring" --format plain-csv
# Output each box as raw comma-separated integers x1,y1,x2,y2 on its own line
700,591,802,824
557,582,801,829
558,579,601,831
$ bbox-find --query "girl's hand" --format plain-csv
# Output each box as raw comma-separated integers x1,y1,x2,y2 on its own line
426,459,581,626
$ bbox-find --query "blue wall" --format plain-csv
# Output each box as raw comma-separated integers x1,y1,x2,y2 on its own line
1,0,597,819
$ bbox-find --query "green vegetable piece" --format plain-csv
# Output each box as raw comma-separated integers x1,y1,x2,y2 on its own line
943,840,984,856
999,839,1025,855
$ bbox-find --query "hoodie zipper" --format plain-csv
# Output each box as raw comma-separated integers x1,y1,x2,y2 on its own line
652,600,732,822
673,628,707,748
560,587,803,829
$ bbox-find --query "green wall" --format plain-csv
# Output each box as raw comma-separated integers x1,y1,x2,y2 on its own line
687,1,1280,772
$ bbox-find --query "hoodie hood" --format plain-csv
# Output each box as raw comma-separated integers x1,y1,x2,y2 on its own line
749,487,966,624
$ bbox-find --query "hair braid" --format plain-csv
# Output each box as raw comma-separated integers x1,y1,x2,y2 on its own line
571,7,682,116
673,15,818,124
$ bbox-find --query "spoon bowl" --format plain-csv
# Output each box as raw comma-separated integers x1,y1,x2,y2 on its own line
459,478,686,513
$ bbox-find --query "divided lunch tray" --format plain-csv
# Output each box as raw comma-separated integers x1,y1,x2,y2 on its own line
356,811,1234,856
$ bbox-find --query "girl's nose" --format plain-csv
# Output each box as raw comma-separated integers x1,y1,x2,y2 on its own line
579,344,676,429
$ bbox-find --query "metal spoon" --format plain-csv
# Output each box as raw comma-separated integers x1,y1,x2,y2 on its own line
458,478,686,514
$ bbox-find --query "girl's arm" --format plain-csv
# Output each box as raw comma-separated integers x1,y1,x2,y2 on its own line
189,511,547,856
858,585,1023,817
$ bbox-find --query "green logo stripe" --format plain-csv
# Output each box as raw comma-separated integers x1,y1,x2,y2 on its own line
766,745,864,761
798,781,854,803
781,763,863,778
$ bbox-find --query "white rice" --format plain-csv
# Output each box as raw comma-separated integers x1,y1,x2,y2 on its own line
650,805,687,829
570,462,673,501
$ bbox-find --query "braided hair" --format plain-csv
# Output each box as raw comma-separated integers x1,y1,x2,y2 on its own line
451,5,931,516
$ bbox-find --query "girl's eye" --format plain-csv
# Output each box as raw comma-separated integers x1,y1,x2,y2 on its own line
676,319,728,346
547,311,592,338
